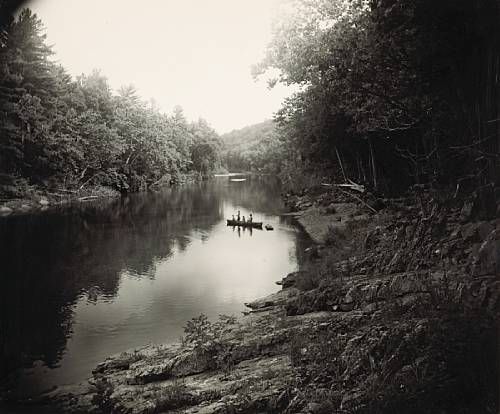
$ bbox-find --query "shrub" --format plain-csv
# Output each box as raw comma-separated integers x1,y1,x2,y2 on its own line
182,314,238,371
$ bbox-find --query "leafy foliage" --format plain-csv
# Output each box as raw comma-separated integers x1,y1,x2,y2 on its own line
255,0,499,208
183,314,237,349
183,314,238,371
221,120,284,173
0,7,223,195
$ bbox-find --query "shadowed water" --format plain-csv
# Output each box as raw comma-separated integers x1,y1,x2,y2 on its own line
0,176,309,399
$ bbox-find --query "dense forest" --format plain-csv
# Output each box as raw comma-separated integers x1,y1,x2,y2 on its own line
1,0,498,215
221,120,283,174
0,7,223,198
252,0,499,215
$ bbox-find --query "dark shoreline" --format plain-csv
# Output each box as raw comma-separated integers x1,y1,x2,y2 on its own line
0,185,121,218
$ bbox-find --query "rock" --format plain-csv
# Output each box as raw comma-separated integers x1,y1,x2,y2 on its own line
0,205,13,215
39,197,50,206
472,229,500,276
405,225,415,240
245,288,298,310
305,246,320,260
278,272,300,288
93,354,137,374
126,361,172,385
306,402,323,413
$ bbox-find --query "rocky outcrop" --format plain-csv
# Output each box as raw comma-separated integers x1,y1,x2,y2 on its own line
36,190,499,414
40,310,332,413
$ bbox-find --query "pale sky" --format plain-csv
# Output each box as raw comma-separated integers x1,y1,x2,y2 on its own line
25,0,291,133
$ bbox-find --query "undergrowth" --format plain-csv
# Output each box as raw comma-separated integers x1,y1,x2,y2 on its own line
182,314,238,372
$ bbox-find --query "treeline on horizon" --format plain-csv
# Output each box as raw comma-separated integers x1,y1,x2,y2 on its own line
0,7,223,197
245,0,498,215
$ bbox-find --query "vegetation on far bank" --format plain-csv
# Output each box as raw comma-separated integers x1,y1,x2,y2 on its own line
221,120,283,174
0,7,223,201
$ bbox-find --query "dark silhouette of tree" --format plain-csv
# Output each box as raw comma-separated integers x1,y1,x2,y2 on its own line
255,0,499,210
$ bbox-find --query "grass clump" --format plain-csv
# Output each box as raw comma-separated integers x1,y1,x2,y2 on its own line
182,314,238,372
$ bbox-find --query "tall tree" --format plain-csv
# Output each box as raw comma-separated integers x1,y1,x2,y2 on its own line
255,0,500,202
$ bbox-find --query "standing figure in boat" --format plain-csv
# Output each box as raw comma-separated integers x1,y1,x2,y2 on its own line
237,210,241,221
249,213,253,223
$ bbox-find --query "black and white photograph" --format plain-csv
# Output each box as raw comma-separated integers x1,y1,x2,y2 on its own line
0,0,499,413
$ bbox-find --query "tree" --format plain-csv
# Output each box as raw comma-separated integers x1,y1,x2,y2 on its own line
255,0,500,201
190,118,222,175
0,7,224,196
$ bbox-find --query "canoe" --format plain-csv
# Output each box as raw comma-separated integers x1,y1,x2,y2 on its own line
226,219,263,229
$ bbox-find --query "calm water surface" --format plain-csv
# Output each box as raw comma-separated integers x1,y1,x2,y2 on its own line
0,176,309,400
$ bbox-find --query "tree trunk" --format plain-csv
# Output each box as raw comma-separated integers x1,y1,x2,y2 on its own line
335,147,348,182
368,137,378,190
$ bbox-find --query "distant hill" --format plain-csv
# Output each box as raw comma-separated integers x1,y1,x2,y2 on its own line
221,120,275,150
220,120,282,173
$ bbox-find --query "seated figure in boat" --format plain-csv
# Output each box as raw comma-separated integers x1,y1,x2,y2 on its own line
242,216,246,223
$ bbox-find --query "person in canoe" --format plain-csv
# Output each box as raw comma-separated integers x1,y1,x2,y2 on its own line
249,213,253,223
237,210,241,221
242,216,246,223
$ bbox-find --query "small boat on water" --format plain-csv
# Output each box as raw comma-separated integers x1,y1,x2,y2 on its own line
227,219,263,229
265,224,274,231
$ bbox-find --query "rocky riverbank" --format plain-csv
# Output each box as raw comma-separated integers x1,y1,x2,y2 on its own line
17,186,499,413
0,172,208,217
0,185,121,217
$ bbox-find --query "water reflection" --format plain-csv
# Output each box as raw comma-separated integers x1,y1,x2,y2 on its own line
0,176,309,399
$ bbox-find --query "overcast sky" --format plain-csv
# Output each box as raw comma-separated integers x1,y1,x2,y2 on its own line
25,0,291,133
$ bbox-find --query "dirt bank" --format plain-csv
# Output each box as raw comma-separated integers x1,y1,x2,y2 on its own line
13,187,499,413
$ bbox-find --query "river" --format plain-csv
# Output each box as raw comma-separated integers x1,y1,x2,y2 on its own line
0,175,309,402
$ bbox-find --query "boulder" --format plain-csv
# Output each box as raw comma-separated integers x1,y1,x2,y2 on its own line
0,205,13,215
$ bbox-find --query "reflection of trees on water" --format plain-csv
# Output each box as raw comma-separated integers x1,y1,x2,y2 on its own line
211,175,285,214
0,176,298,394
0,185,224,389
